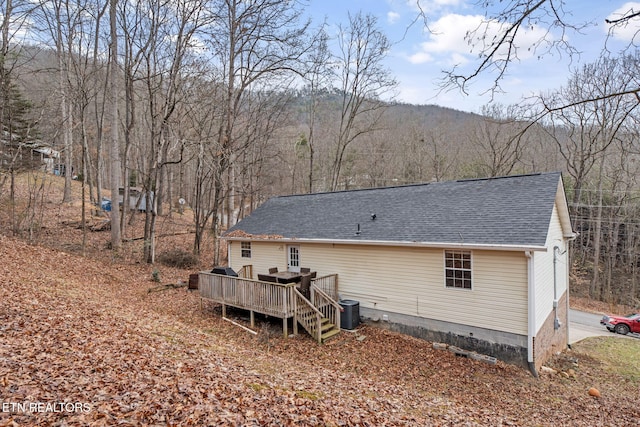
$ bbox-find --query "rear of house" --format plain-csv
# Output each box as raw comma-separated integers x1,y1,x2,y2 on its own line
224,172,574,373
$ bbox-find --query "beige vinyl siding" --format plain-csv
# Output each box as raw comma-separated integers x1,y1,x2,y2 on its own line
230,240,528,335
229,241,290,274
533,202,568,332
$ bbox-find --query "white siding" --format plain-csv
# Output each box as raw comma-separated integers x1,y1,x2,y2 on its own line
230,241,528,335
533,202,568,333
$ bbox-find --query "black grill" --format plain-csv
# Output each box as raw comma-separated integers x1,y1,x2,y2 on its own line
211,266,238,277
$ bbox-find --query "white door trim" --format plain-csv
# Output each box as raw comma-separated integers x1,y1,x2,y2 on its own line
287,245,300,272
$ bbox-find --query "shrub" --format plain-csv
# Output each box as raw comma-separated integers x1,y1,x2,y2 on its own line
157,249,199,269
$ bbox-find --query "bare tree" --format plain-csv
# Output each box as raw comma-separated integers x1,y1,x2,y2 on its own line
132,0,213,263
540,55,640,298
428,0,640,107
34,0,76,202
467,104,525,177
204,0,311,265
0,0,37,197
108,0,121,248
301,25,332,193
419,123,459,182
329,12,396,191
541,55,640,201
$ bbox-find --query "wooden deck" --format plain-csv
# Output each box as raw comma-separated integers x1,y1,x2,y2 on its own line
199,269,340,342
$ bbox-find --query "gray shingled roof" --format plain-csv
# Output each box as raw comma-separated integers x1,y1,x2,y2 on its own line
225,172,565,248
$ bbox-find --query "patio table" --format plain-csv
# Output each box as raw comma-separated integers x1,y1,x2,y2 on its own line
262,271,303,284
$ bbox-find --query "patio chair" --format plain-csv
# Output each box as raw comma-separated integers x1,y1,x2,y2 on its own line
258,274,278,283
299,274,312,299
300,267,311,273
268,267,278,274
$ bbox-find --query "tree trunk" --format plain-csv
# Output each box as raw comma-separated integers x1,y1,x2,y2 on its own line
55,9,73,204
589,156,605,299
109,0,121,249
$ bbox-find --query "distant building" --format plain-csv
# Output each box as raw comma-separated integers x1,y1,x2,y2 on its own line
1,131,59,173
118,187,154,212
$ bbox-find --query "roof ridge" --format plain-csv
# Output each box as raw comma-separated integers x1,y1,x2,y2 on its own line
275,171,559,199
455,172,552,183
276,181,433,199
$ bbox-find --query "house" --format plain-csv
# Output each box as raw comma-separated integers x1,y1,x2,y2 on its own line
1,131,60,174
223,172,575,374
117,187,154,212
32,146,60,174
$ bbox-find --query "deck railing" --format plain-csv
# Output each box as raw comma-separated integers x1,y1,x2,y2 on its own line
312,274,338,300
199,272,296,318
293,289,323,343
199,270,341,340
311,285,342,331
237,265,253,279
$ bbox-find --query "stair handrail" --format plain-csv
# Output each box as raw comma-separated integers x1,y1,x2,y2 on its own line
310,284,342,332
293,288,323,343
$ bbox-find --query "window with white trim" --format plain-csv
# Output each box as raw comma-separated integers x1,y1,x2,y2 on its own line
241,241,251,258
444,250,472,289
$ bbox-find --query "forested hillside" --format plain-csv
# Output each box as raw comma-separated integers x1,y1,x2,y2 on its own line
1,1,640,308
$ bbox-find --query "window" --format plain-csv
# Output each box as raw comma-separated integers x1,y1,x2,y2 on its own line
444,250,472,289
241,242,251,258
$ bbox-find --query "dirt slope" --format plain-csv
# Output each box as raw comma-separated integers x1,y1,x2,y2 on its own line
0,177,638,425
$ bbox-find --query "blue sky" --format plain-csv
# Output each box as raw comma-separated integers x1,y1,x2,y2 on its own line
305,1,640,113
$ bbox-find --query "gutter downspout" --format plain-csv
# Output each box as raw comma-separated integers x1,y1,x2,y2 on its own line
526,251,538,378
566,246,572,349
553,246,561,331
565,234,577,349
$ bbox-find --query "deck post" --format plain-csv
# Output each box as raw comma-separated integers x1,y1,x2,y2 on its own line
250,310,255,327
222,303,226,318
283,287,288,337
293,295,298,335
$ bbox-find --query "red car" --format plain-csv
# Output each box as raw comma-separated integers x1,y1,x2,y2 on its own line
600,313,640,335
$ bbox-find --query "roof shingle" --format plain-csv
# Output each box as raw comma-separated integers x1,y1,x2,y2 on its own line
225,172,564,248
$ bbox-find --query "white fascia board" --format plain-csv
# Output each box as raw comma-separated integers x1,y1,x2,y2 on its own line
224,236,547,252
555,178,574,236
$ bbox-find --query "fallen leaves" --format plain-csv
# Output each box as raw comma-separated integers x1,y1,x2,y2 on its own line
1,179,639,425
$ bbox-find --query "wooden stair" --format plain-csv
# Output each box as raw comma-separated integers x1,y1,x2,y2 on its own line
320,317,340,342
294,287,342,343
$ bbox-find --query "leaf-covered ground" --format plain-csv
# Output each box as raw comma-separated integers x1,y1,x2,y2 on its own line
1,178,639,426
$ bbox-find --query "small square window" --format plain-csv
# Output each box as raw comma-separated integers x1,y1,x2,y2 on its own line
241,242,251,258
444,250,472,290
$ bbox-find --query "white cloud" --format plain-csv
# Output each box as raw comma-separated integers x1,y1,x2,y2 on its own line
432,0,463,6
408,13,553,65
387,11,401,24
448,52,468,67
606,2,640,41
408,0,464,12
407,51,433,64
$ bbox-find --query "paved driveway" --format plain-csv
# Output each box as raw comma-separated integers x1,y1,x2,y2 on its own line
569,309,639,343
